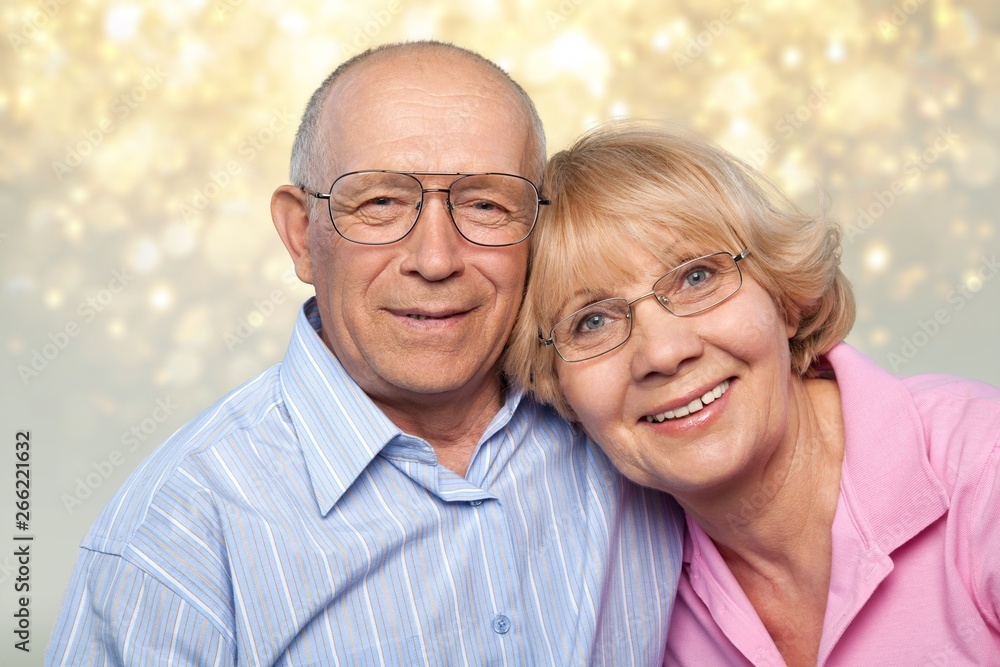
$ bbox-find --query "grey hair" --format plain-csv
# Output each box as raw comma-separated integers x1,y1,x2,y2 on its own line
289,40,547,213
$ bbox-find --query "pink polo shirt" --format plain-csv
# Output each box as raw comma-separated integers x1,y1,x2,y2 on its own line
665,343,1000,666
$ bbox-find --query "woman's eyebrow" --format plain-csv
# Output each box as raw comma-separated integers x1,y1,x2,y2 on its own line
557,287,617,315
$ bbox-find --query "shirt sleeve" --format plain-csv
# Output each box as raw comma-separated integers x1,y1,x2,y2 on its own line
971,441,1000,633
45,547,235,666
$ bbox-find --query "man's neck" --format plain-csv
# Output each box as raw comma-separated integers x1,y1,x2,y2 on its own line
373,377,507,478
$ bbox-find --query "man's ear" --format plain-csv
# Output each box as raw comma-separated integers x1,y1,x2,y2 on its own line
271,185,314,285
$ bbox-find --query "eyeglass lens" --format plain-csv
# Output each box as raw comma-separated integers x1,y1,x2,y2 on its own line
551,252,743,361
327,172,539,246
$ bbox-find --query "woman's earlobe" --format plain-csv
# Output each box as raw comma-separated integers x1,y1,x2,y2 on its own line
784,305,801,340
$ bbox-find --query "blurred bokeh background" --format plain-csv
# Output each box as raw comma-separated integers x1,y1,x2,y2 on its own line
1,0,998,662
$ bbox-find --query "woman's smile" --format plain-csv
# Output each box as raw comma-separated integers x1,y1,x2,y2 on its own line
642,377,732,422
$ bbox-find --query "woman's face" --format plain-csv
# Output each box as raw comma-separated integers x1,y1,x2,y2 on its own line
555,245,798,499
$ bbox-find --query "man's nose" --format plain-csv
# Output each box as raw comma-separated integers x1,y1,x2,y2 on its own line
399,191,466,281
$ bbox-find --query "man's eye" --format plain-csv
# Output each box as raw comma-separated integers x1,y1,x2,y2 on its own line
362,195,401,208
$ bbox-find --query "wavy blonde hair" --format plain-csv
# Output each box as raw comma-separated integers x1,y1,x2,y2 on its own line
504,120,855,419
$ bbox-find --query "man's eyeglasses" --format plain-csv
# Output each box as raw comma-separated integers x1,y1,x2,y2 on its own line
300,170,549,247
540,250,750,362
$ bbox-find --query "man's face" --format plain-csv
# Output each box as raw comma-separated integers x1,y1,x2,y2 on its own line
295,56,535,412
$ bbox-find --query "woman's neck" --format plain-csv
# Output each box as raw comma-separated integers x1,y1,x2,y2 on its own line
679,376,844,563
678,376,846,667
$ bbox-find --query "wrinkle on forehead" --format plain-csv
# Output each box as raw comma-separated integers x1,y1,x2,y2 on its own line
320,52,534,177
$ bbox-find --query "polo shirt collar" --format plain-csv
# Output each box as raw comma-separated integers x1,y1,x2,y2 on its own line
824,343,948,555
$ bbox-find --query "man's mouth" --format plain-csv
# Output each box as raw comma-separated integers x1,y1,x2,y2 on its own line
643,379,732,423
396,307,468,321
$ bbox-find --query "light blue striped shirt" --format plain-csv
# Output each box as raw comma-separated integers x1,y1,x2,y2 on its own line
47,298,684,666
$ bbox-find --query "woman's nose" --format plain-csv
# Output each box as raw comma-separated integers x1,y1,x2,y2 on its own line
627,298,705,380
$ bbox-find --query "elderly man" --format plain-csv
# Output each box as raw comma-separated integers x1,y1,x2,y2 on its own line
46,41,683,665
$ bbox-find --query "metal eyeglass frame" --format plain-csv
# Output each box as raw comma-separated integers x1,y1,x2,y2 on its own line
539,249,751,362
299,170,550,247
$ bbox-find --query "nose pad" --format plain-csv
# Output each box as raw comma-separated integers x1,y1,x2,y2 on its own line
413,191,458,232
417,189,454,212
415,201,453,214
415,200,455,213
401,190,466,280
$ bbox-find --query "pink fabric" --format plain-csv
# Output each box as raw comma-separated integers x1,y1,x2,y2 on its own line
664,343,1000,666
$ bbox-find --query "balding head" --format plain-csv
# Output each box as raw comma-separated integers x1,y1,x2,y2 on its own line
270,42,541,447
290,41,546,201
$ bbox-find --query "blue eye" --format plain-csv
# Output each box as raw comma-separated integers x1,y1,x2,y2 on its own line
685,269,709,287
580,314,607,331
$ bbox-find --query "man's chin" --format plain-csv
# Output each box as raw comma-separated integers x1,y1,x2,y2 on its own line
368,353,500,399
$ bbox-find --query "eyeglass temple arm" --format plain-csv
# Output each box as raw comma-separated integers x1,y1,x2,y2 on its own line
298,186,331,200
733,248,750,263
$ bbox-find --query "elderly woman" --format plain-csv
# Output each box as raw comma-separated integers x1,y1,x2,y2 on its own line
505,121,1000,666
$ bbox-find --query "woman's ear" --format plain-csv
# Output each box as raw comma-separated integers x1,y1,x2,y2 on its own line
784,303,801,340
271,185,314,285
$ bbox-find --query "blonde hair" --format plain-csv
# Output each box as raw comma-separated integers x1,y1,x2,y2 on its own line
504,120,855,419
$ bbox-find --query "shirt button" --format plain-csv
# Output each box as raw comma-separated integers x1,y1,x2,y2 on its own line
469,499,483,507
492,614,511,634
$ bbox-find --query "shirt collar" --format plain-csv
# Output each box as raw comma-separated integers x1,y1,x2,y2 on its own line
823,342,948,554
279,298,402,515
279,298,528,515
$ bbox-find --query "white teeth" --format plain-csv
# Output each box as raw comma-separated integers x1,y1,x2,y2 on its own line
644,379,731,423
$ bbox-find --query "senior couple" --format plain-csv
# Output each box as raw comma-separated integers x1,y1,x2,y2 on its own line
49,42,1000,666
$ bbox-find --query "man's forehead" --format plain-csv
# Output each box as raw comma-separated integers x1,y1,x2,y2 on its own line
328,49,514,110
318,52,533,177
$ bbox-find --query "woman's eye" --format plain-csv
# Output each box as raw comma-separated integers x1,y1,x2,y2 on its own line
678,265,718,290
569,310,613,336
685,269,708,287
